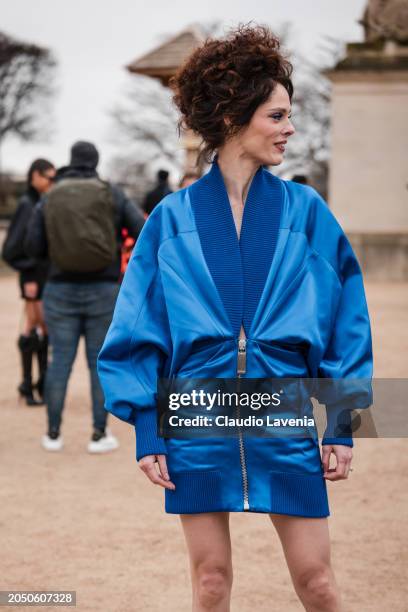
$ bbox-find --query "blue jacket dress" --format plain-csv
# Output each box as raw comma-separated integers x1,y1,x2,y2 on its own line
97,159,373,517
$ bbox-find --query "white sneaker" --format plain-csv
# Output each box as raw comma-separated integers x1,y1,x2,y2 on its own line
42,433,64,452
87,428,119,454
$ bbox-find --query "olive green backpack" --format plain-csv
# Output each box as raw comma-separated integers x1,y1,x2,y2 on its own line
43,177,117,273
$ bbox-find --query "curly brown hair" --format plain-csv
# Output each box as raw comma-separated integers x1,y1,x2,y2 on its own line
170,24,294,164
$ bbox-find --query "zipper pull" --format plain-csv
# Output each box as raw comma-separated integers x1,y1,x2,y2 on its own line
237,338,247,375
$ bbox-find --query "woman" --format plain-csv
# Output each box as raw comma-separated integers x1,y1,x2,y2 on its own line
98,26,373,611
2,159,56,405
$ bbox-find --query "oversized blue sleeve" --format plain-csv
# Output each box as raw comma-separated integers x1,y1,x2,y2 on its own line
97,206,172,460
317,231,373,447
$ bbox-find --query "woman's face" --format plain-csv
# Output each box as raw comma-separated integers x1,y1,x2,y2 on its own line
31,168,56,194
228,83,295,167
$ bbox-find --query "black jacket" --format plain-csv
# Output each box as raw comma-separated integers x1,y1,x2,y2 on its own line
24,167,145,283
2,187,49,284
142,181,172,216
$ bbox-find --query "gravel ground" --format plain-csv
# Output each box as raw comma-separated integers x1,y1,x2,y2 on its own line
1,273,407,611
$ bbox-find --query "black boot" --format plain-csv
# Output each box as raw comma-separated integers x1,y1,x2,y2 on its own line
35,333,49,400
17,331,43,406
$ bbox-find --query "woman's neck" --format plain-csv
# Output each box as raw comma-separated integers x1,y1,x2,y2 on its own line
217,149,260,206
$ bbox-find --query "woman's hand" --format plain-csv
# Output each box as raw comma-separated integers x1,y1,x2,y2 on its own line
24,282,38,300
321,445,353,480
138,454,176,490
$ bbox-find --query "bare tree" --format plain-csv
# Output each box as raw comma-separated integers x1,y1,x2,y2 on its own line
0,30,56,204
106,25,230,194
107,74,184,197
0,31,56,142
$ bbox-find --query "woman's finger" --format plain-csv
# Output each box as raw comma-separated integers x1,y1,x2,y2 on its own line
324,457,350,481
323,468,338,481
321,446,332,474
344,460,353,479
145,462,172,488
335,456,348,479
139,457,175,490
156,455,171,482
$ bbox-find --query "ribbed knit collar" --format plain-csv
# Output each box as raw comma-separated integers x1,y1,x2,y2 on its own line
189,157,283,337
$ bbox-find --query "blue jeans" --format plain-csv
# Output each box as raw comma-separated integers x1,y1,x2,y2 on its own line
42,281,119,433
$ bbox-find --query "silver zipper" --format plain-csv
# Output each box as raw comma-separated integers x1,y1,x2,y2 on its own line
236,337,250,510
237,338,247,375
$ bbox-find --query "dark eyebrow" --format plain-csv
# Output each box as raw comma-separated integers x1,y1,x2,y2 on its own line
268,107,292,113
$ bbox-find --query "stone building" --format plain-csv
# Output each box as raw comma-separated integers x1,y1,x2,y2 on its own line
326,0,408,280
127,27,204,173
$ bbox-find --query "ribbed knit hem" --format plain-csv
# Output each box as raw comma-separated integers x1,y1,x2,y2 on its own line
20,268,39,283
322,437,354,447
269,471,330,517
164,470,330,516
322,403,354,447
134,408,167,461
165,470,223,514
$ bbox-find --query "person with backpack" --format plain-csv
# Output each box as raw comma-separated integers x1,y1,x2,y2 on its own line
2,159,56,406
25,141,145,453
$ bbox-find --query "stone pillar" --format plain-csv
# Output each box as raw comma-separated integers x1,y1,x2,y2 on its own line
326,41,408,280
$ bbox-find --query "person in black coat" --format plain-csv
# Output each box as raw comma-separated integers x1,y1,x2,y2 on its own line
2,159,56,405
142,169,172,216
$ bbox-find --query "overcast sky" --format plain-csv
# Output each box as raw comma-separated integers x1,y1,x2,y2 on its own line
2,0,367,176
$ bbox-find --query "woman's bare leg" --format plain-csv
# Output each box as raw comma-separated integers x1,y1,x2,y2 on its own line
22,300,46,336
23,301,38,335
34,301,47,335
180,512,233,612
269,514,342,612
